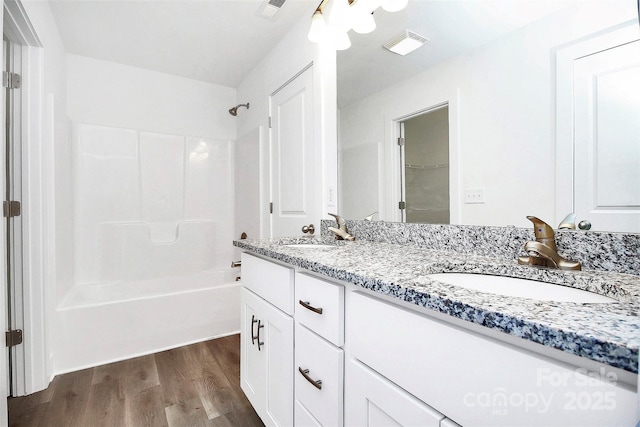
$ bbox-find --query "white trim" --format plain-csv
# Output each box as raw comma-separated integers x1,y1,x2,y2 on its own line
555,21,640,226
381,88,461,224
3,0,41,47
0,16,9,426
3,0,48,396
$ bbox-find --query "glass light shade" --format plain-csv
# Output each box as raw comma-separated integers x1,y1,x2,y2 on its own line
352,12,376,34
332,30,351,51
325,0,353,31
352,0,381,13
380,0,408,13
308,11,326,43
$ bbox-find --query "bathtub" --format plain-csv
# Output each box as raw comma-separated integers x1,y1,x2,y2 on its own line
54,268,240,374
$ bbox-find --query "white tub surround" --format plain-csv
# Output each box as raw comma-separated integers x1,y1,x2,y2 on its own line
54,122,238,373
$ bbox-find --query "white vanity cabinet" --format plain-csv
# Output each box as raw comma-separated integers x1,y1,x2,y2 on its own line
240,252,637,427
294,273,345,427
348,291,637,427
240,254,294,427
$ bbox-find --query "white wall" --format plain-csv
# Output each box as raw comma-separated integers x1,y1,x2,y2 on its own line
67,54,236,139
339,1,637,228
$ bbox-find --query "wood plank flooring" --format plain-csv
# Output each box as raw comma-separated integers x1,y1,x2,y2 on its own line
8,334,264,427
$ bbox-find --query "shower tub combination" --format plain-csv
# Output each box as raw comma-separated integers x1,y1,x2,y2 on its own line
56,265,240,373
55,124,239,373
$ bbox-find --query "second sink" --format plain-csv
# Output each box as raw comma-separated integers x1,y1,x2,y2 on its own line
427,273,615,303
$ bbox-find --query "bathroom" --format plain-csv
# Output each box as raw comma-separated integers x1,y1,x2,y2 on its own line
2,0,639,426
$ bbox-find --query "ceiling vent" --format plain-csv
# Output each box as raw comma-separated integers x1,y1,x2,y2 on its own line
258,0,287,20
383,30,429,56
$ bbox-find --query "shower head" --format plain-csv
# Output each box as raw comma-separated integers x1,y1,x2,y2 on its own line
229,103,250,116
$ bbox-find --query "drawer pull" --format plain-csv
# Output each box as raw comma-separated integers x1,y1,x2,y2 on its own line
298,367,323,390
299,300,323,315
257,320,264,351
251,315,258,345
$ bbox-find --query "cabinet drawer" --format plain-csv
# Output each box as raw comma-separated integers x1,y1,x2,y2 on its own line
241,253,294,315
295,324,344,427
345,359,444,427
295,273,344,346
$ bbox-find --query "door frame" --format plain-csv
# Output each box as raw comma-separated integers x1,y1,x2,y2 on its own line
2,0,50,401
398,104,451,224
382,89,461,224
555,21,640,226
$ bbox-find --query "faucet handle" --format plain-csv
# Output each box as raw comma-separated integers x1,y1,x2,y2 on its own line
364,212,378,221
328,213,347,231
558,213,576,229
526,216,556,251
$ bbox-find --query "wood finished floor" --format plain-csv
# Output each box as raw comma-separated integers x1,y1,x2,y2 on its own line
8,334,265,427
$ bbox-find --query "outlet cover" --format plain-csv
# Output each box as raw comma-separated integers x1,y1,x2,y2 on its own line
464,188,485,204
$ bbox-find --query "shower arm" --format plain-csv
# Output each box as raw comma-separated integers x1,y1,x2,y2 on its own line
229,103,250,116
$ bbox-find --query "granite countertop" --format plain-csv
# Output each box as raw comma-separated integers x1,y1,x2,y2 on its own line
234,236,640,374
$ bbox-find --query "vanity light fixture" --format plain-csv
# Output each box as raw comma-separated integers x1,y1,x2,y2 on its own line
383,30,429,56
308,0,407,50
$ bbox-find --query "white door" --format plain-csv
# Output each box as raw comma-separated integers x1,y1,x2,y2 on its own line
269,66,317,237
573,40,640,232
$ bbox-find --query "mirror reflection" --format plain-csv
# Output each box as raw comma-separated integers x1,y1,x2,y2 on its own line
337,0,640,232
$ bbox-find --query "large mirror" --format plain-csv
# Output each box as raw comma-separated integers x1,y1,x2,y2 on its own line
337,0,640,232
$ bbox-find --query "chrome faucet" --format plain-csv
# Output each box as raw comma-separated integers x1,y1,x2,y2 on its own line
328,213,355,241
518,216,581,271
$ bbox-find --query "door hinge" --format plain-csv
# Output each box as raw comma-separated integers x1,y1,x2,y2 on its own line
268,116,272,129
2,71,21,89
269,202,273,214
397,137,405,146
5,329,23,347
3,200,21,218
398,201,406,210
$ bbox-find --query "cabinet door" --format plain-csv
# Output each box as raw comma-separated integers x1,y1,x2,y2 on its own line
240,288,294,427
262,293,294,427
345,359,444,427
241,288,267,414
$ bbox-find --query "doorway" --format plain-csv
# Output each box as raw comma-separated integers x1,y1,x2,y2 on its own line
399,105,450,223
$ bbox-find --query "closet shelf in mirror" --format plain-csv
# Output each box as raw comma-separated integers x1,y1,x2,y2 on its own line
405,163,449,170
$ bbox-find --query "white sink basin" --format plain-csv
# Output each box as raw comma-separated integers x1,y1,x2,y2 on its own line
284,244,335,249
427,273,615,303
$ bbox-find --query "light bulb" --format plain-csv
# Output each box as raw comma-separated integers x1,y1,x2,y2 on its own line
308,11,326,43
380,0,408,13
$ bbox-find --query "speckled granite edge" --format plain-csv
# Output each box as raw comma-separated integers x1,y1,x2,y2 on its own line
320,220,640,275
234,238,640,373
